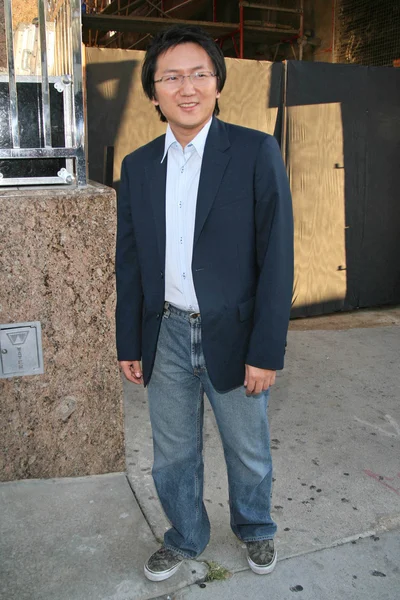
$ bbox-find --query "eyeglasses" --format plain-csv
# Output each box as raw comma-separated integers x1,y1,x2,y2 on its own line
154,71,217,88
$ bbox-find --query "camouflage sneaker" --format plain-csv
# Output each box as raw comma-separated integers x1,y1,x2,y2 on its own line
144,546,184,581
246,539,277,575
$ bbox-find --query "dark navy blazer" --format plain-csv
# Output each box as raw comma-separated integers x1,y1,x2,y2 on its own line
115,117,294,392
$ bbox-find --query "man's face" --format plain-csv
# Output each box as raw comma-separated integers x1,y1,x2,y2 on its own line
152,42,220,139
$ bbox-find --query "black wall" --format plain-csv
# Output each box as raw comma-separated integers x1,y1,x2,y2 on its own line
285,61,400,315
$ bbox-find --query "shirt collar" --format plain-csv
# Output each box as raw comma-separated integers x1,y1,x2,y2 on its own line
161,117,213,163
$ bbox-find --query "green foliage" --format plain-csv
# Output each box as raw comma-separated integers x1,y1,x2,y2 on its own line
204,560,232,582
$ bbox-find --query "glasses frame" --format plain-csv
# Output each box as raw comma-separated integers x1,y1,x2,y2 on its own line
154,71,217,88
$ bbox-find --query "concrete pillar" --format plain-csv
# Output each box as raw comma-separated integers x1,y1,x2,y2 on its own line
0,184,125,481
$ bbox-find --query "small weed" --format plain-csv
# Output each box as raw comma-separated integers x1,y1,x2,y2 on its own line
204,561,231,582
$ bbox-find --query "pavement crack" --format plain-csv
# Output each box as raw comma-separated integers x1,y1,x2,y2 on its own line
124,473,160,542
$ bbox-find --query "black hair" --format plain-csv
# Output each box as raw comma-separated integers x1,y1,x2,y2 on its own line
141,25,226,122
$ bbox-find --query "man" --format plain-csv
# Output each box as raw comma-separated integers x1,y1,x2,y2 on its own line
116,25,293,582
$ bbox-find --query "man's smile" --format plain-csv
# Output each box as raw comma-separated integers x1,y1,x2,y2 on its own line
178,102,199,109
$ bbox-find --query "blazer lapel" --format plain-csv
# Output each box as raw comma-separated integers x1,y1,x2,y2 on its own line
145,141,167,270
194,118,231,247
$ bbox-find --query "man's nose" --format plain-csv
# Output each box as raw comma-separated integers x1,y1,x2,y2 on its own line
180,76,196,94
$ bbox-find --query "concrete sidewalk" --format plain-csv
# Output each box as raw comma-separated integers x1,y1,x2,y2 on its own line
0,474,207,600
175,530,400,600
1,321,400,599
1,473,398,600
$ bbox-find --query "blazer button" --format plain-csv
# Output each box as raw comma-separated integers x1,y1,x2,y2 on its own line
156,313,160,319
160,271,164,279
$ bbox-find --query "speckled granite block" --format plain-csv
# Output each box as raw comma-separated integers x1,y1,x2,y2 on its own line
0,184,125,481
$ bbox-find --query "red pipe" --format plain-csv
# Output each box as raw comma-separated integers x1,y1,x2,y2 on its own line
239,2,244,58
331,0,336,61
322,0,336,58
216,28,240,43
232,33,240,58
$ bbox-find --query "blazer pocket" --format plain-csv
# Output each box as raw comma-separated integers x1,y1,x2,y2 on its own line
238,296,256,322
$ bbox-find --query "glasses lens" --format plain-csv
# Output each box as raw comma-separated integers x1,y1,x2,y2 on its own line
165,76,181,87
191,72,211,85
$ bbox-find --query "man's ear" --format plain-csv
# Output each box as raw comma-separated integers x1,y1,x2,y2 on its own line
151,96,159,107
216,90,221,99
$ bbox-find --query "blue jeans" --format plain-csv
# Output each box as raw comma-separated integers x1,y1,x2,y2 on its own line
147,303,276,559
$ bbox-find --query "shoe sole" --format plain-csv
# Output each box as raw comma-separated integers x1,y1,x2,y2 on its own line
144,560,183,582
247,551,277,575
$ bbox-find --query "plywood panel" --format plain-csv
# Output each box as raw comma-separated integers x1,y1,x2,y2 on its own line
219,58,281,135
287,102,347,314
86,47,165,185
85,48,282,184
85,51,400,315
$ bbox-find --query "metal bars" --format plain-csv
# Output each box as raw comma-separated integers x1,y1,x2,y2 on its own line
241,1,303,13
0,0,87,186
70,0,86,184
238,0,304,60
240,3,244,58
4,0,20,148
54,1,72,81
299,0,304,60
38,0,52,147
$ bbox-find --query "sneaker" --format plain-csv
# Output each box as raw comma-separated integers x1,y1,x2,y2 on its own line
144,546,184,582
246,539,277,575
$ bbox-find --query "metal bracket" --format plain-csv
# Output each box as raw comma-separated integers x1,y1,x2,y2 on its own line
57,167,74,184
54,74,72,93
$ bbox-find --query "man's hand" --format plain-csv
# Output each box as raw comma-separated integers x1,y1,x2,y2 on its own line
119,360,143,385
244,364,276,396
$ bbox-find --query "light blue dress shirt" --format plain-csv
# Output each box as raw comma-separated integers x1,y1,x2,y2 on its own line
161,118,213,312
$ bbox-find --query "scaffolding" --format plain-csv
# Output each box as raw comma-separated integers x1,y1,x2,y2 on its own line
82,0,305,60
239,1,304,60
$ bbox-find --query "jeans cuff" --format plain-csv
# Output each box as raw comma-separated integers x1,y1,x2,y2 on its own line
241,536,275,543
164,544,197,560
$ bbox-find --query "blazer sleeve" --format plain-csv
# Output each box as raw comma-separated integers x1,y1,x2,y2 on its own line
115,157,143,361
246,135,294,371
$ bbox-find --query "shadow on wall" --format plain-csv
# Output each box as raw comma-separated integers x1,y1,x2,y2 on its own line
85,50,285,194
86,56,139,192
283,61,400,317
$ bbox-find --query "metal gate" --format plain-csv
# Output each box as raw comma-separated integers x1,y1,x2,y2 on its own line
0,0,87,186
